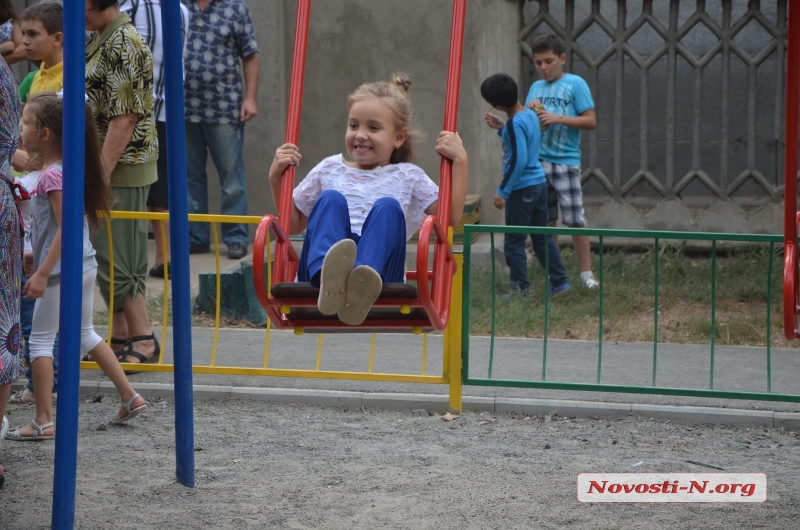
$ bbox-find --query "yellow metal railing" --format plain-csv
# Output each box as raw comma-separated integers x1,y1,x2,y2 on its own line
83,210,463,412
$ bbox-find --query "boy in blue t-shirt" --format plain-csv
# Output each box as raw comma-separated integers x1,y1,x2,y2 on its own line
481,73,570,296
526,34,599,291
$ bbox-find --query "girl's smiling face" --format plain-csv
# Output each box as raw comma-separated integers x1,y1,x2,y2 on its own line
345,97,407,170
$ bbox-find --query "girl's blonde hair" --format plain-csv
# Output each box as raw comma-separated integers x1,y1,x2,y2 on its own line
25,92,113,229
347,72,421,164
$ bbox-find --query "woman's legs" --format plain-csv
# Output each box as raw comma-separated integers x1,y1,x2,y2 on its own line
92,186,157,361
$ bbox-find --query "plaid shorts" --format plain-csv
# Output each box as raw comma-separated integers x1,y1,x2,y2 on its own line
542,161,586,226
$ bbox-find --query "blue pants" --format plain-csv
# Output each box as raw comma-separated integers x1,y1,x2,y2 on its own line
504,183,569,291
20,274,58,392
185,121,250,247
299,190,406,287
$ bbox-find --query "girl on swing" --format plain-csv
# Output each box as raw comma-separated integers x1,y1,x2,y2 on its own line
269,73,468,326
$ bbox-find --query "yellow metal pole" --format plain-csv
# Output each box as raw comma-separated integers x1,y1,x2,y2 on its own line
104,217,115,343
210,223,221,366
368,333,377,373
157,218,168,365
447,254,464,413
421,333,428,375
315,333,324,371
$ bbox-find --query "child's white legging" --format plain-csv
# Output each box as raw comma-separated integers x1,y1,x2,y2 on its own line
28,267,104,362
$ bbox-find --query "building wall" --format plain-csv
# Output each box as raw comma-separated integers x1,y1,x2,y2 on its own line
9,0,793,234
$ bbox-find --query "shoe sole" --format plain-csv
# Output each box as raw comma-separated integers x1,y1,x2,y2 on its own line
318,240,357,315
338,265,382,326
0,416,8,444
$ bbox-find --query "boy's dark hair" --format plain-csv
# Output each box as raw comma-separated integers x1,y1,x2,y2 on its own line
480,73,518,108
20,2,63,35
531,34,565,56
89,0,119,12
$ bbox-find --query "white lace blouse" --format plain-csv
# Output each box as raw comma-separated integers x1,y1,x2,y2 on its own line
293,154,440,240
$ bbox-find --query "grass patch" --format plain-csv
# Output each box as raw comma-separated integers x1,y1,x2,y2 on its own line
466,244,788,347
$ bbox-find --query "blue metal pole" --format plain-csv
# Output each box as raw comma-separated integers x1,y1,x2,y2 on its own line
52,0,85,526
161,0,195,487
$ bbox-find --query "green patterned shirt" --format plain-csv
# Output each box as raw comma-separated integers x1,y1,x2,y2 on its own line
85,14,157,177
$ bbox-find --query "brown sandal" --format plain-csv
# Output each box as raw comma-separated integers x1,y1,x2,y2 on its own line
83,337,128,362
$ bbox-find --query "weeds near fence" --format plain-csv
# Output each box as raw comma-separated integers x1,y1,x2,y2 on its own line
468,245,787,347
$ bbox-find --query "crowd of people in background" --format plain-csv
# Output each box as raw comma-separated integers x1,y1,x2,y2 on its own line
0,0,598,497
0,0,260,490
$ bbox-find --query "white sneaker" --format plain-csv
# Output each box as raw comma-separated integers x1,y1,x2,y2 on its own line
581,274,599,291
8,387,34,404
0,416,8,444
8,387,57,404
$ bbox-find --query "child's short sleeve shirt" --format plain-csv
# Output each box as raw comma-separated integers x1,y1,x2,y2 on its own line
293,155,439,240
525,73,594,166
31,163,97,285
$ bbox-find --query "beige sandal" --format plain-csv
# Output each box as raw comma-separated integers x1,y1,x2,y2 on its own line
317,239,357,315
338,265,382,326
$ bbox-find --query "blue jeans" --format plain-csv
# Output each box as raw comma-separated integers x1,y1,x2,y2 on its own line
185,121,250,247
504,183,569,291
20,274,58,392
298,190,407,287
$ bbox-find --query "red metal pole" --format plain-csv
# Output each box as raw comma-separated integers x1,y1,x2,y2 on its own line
281,0,310,229
275,0,311,282
786,0,799,246
438,0,466,235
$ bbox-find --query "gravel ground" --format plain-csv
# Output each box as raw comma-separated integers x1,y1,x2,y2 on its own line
2,395,800,529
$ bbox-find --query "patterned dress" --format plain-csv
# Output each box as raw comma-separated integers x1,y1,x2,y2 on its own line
0,56,23,383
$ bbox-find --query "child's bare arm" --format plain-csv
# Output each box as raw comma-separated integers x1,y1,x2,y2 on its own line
484,111,505,130
535,108,596,130
23,190,62,299
268,143,308,234
430,131,469,227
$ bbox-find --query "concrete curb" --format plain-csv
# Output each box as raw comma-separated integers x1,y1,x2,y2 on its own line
75,382,800,430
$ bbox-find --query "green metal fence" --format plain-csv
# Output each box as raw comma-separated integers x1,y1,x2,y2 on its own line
461,225,800,403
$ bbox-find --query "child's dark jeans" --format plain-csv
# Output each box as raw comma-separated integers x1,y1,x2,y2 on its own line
503,182,569,291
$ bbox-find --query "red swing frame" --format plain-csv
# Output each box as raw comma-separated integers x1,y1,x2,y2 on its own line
253,0,466,332
784,0,800,339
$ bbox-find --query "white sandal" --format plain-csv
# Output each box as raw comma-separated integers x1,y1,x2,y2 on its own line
111,393,147,425
6,419,55,441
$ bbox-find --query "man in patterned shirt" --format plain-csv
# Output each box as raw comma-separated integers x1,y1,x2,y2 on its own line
182,0,259,260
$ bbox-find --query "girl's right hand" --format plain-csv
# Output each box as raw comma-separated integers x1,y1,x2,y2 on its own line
269,143,302,183
22,271,47,299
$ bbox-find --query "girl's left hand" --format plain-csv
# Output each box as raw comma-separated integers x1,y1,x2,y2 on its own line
22,272,47,299
435,131,467,163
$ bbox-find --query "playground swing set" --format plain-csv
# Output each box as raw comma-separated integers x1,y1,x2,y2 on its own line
784,0,800,340
253,0,467,334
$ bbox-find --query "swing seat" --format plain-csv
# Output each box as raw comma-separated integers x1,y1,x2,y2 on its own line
252,0,465,334
253,212,457,333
